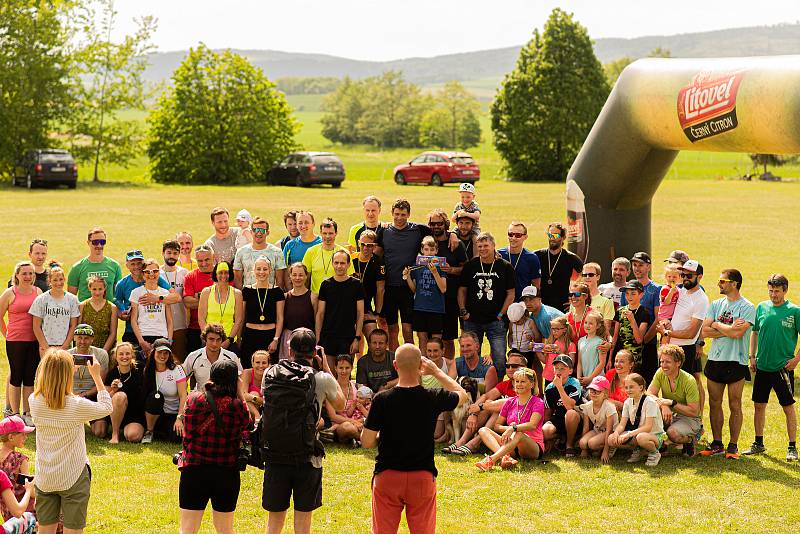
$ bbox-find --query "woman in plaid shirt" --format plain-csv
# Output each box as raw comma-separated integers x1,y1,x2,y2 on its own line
177,359,249,534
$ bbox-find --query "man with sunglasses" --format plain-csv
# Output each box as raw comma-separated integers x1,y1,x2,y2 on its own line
656,260,708,422
498,221,541,301
68,227,123,301
699,269,755,459
429,209,468,360
114,250,174,348
352,230,385,342
233,216,286,291
535,222,583,312
744,274,800,461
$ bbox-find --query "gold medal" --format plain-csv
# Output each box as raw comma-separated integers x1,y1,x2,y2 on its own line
259,315,265,321
148,313,155,320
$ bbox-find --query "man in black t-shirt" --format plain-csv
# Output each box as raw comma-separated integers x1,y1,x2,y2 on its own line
356,329,398,392
458,232,516,378
535,222,583,312
429,209,469,360
316,250,365,370
376,199,431,350
362,344,468,534
352,229,385,341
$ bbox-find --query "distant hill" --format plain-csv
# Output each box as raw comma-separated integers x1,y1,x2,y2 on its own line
144,23,800,88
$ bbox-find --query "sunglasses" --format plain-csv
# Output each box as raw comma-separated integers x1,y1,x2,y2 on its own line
581,272,597,277
428,221,445,227
252,227,268,234
680,272,696,279
91,239,107,246
569,291,585,298
547,232,562,239
359,242,376,248
142,269,159,275
507,363,523,369
507,232,526,238
718,278,733,284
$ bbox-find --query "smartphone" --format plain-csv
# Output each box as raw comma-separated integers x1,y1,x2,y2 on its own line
15,473,34,485
72,354,94,366
532,342,545,352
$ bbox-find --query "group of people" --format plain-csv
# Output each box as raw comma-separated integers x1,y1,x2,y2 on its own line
1,184,799,533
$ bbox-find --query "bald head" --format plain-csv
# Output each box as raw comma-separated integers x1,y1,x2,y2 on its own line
394,343,422,375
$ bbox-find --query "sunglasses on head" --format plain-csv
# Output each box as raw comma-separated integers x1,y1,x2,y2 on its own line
252,227,268,234
581,272,597,277
547,232,562,239
91,239,107,246
507,232,525,238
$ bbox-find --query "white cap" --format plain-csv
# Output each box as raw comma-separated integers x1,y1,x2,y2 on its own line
506,302,526,323
679,259,703,274
459,183,475,193
520,285,539,298
236,209,252,223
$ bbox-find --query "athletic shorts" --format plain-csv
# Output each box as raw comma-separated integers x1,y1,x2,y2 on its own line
666,414,701,438
679,343,701,375
412,310,443,335
36,465,91,530
179,464,240,512
442,296,460,341
262,462,322,512
704,359,750,384
752,368,795,406
381,286,413,326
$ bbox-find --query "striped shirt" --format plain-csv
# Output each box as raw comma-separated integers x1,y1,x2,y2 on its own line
29,390,113,492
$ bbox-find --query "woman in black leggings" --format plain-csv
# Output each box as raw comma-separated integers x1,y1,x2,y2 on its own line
240,257,285,367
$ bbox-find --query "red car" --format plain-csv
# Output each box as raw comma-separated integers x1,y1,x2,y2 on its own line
393,151,480,186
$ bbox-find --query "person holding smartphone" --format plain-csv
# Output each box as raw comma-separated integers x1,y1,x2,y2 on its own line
67,324,109,439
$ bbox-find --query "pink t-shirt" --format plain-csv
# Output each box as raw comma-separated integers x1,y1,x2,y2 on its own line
542,340,576,382
6,286,37,341
0,470,12,493
500,395,545,448
658,285,679,320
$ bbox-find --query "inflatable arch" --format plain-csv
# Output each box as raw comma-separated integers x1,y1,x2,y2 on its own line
565,55,800,271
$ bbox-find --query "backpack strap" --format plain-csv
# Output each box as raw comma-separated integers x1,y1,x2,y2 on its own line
204,391,221,429
632,394,648,429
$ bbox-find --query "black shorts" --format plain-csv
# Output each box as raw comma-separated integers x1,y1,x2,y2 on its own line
704,359,750,384
320,336,352,358
679,344,701,375
5,340,39,387
179,465,241,512
752,369,796,406
382,286,413,326
262,462,322,512
548,414,566,436
412,310,444,335
442,296,460,341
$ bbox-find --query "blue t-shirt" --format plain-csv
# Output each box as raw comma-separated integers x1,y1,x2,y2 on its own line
498,247,541,301
411,264,445,314
530,304,565,339
283,235,322,266
115,274,170,334
455,357,492,383
620,280,662,315
706,296,756,365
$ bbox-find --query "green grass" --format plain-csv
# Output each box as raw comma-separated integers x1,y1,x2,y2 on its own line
2,180,800,531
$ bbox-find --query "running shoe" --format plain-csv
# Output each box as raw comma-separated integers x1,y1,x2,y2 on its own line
627,448,643,463
500,455,519,469
475,455,495,471
20,413,34,427
3,408,13,418
607,447,617,459
787,446,798,462
141,431,154,444
725,445,740,460
645,450,662,467
699,443,725,457
743,442,766,455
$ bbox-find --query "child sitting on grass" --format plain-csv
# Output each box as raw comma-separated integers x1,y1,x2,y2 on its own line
607,373,666,467
578,376,618,463
0,417,34,524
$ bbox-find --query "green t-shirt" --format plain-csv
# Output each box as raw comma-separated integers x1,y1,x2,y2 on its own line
753,300,800,372
302,243,354,294
67,256,123,301
651,368,699,407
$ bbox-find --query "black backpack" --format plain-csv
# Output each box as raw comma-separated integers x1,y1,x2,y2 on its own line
260,360,323,465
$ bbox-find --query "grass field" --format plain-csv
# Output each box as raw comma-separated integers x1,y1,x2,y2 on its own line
2,179,800,532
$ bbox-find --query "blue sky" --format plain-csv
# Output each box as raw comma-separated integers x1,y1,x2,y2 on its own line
115,0,798,60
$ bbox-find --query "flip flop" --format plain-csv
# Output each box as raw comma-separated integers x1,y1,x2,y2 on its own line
452,445,473,456
441,444,457,454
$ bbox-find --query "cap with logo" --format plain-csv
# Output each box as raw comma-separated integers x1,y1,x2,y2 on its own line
664,250,689,264
552,354,574,368
620,280,645,292
679,259,703,274
587,375,610,391
520,286,539,299
73,323,95,336
126,250,144,261
152,338,172,353
630,252,651,264
459,183,476,193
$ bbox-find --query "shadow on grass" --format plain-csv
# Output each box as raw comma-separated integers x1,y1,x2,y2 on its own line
85,433,179,458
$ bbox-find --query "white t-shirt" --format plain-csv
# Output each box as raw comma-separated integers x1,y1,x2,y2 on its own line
622,394,664,434
182,348,242,391
161,267,188,330
156,366,187,414
670,287,708,346
598,282,624,306
129,286,170,337
29,291,80,345
579,398,619,433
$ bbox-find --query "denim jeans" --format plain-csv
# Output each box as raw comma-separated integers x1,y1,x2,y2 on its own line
463,318,508,377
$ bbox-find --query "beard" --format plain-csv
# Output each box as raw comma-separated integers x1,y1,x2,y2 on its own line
164,257,178,267
549,242,560,251
683,278,698,290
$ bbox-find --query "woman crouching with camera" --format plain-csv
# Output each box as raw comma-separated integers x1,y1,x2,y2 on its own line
177,359,249,534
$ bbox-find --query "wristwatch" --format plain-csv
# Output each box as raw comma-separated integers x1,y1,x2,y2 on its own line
159,295,165,301
671,399,678,407
478,403,484,412
512,424,518,432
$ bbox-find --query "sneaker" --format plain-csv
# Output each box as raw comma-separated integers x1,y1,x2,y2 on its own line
3,408,13,418
699,443,725,457
20,413,34,427
141,431,154,444
500,455,519,469
607,447,617,459
475,455,495,472
627,448,643,463
743,442,766,455
683,440,696,458
645,450,662,467
787,446,799,462
725,444,740,460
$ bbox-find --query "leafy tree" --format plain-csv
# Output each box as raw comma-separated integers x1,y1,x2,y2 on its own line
648,47,672,58
748,154,798,176
491,9,609,181
357,71,427,148
320,77,368,144
419,81,481,149
276,76,341,95
604,57,633,86
147,44,298,184
62,0,156,181
0,0,73,178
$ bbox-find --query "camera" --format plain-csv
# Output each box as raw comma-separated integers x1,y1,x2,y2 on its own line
237,443,251,471
15,473,34,485
72,354,94,366
171,452,182,466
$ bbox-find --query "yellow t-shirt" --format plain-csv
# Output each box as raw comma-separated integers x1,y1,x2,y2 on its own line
302,243,354,293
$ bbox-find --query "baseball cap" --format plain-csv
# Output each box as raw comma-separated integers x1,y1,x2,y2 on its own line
621,280,644,292
506,302,526,323
289,328,316,357
236,209,252,223
587,375,610,392
0,416,34,436
210,359,239,389
552,354,574,369
152,338,172,353
520,286,539,299
74,323,94,336
357,385,374,399
459,183,475,193
126,249,144,261
680,259,703,274
631,252,651,264
664,250,689,264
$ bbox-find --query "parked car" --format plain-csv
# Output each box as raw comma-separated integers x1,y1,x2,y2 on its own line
13,149,78,189
267,151,345,187
393,151,480,186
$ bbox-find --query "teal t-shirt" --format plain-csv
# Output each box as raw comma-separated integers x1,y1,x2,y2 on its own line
67,256,123,301
577,335,603,377
753,300,800,372
651,368,699,407
706,296,756,365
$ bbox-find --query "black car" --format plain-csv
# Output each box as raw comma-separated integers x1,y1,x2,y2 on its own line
267,152,344,187
13,149,78,189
